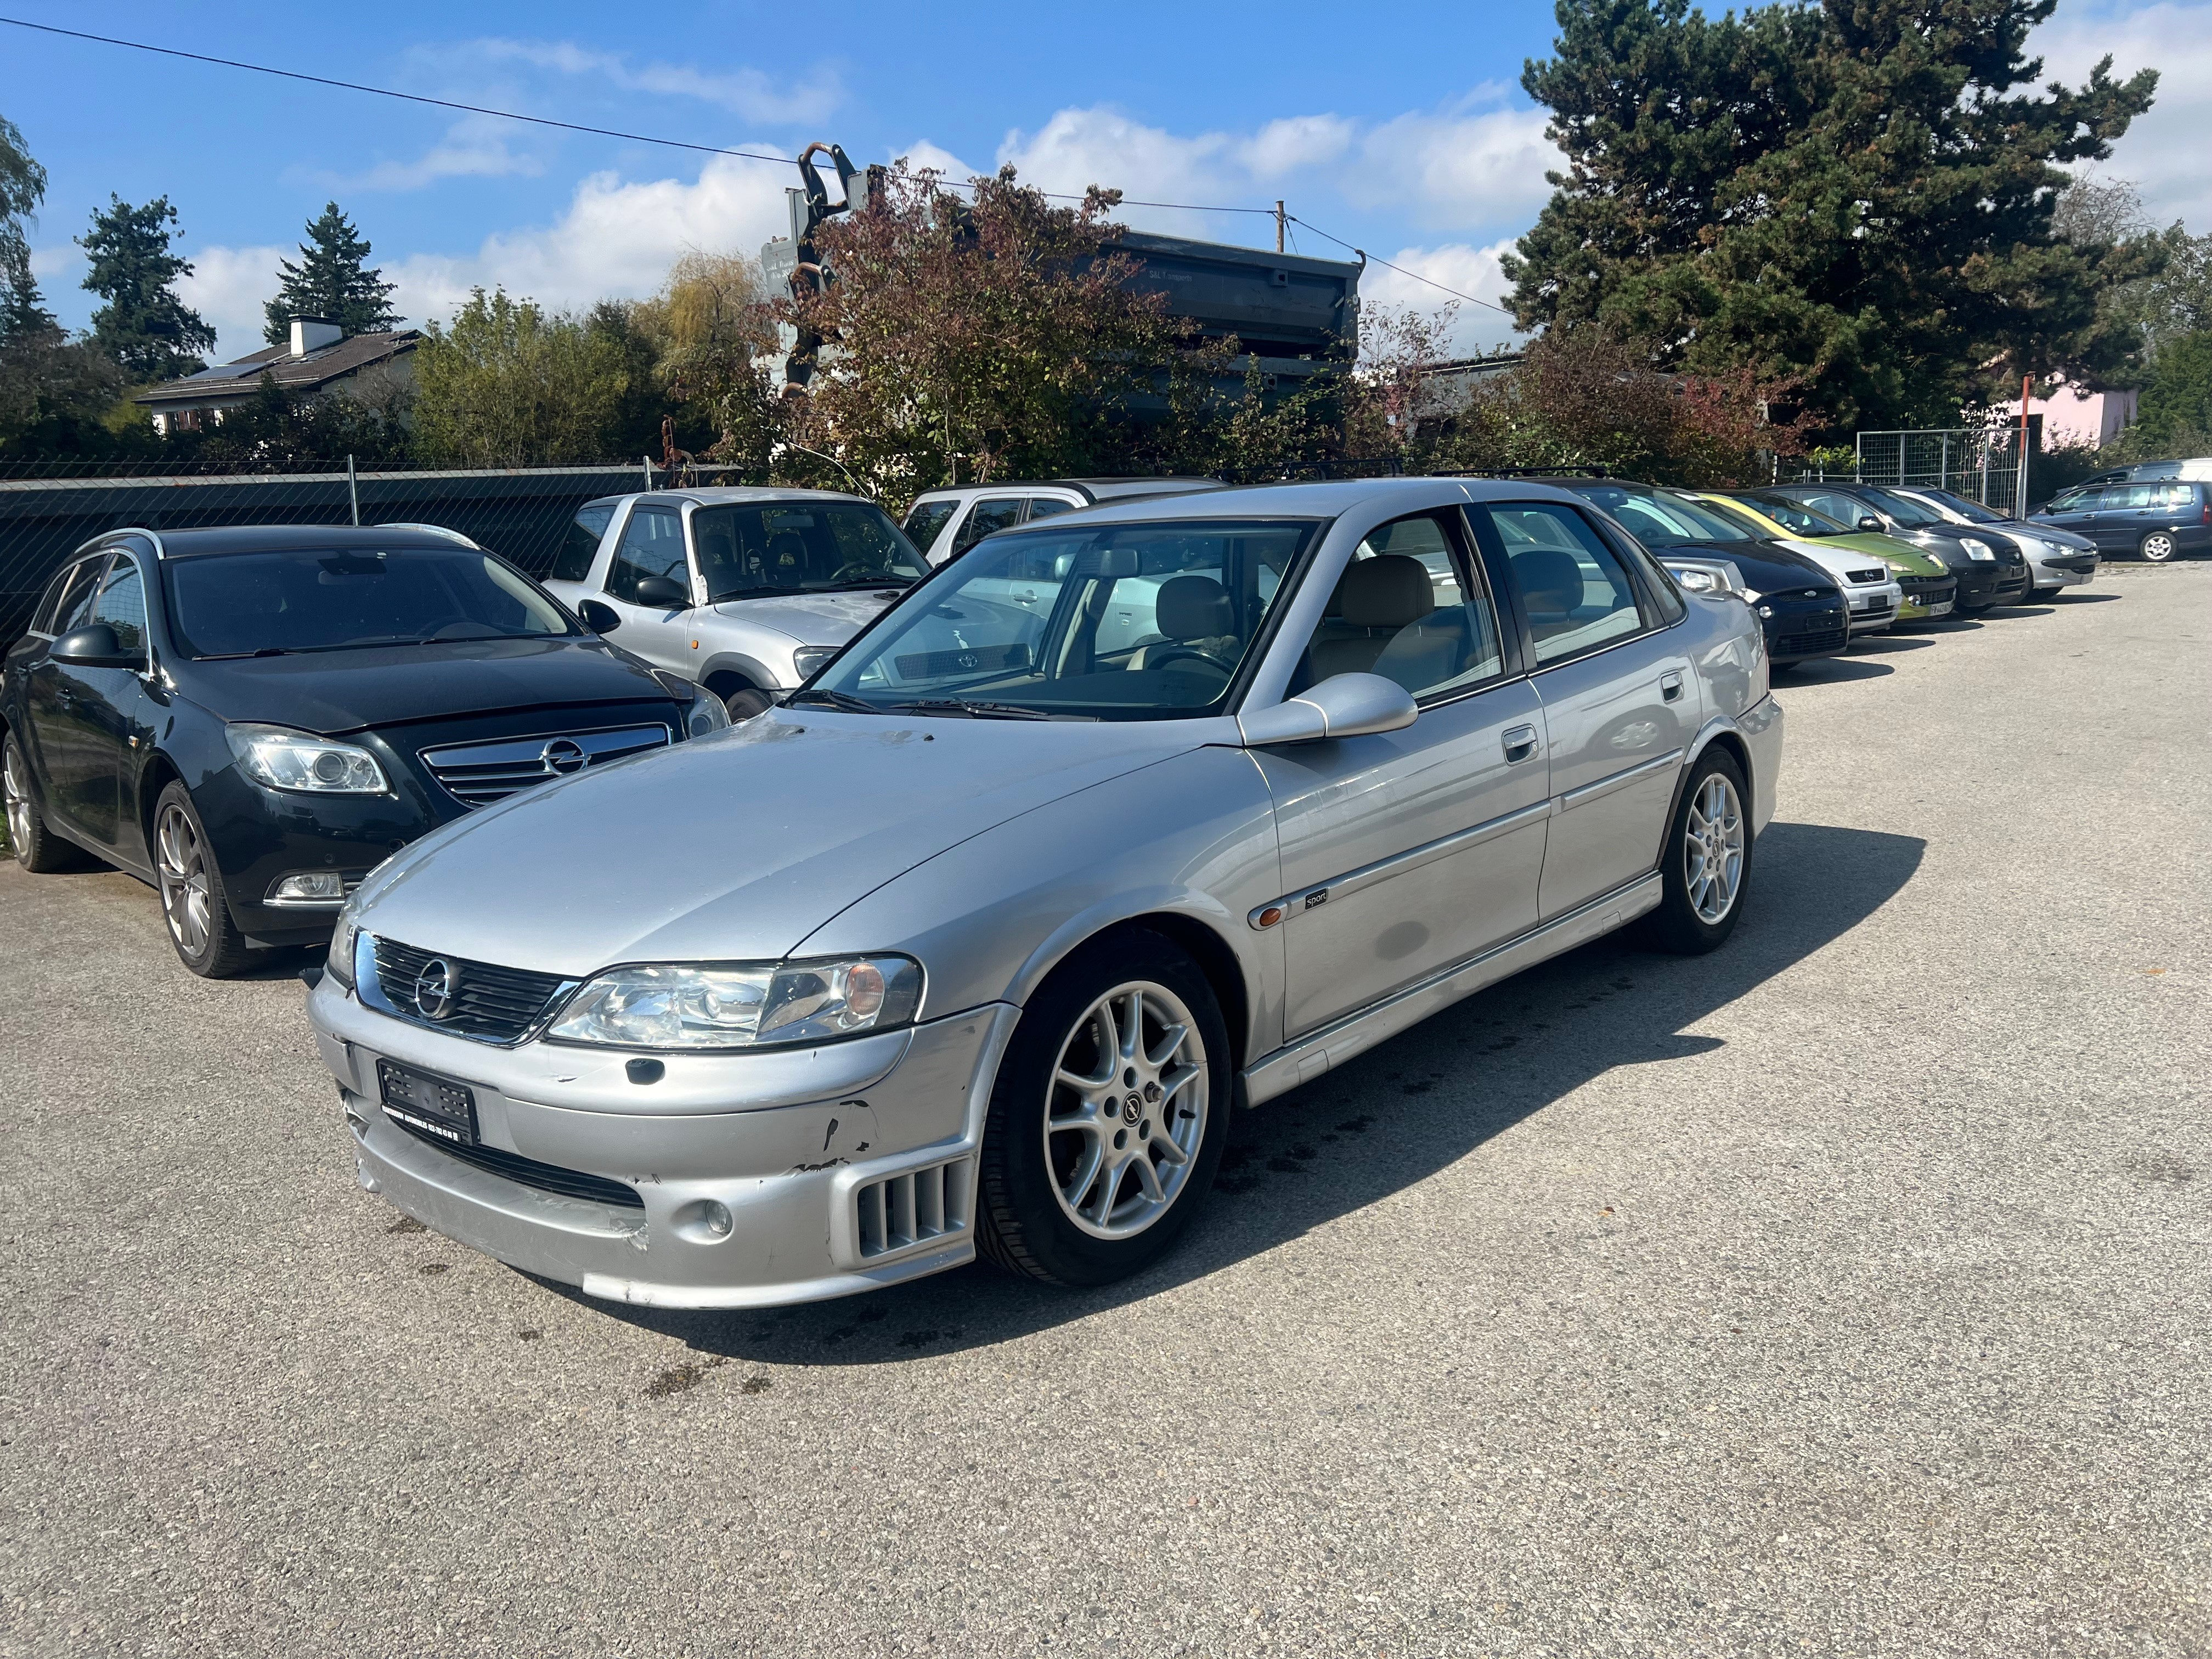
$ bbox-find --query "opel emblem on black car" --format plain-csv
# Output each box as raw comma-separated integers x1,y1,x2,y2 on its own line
414,958,457,1020
542,738,588,775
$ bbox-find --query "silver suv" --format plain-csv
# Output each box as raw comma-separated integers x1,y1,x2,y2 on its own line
902,477,1223,566
544,488,931,717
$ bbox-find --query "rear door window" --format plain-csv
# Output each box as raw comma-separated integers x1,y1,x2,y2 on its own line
605,506,689,603
1025,496,1078,522
551,505,614,582
46,557,109,636
902,499,959,554
952,497,1028,556
1477,504,1647,665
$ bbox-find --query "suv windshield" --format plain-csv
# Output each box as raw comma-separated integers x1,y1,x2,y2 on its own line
1563,483,1755,546
692,502,928,601
162,546,577,658
802,518,1319,720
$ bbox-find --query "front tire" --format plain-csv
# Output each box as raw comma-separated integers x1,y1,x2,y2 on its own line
2139,532,2178,563
1643,749,1753,955
723,685,773,721
977,929,1231,1287
4,732,93,873
153,782,254,978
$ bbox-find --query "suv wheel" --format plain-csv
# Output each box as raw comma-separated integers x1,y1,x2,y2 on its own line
720,683,773,721
4,733,93,873
977,928,1231,1286
1644,748,1754,955
153,782,254,977
2140,532,2178,563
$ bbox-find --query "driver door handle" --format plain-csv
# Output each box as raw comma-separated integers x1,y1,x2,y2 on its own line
1660,671,1684,702
1502,724,1539,763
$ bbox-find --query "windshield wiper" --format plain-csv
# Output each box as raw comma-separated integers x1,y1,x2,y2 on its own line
784,687,885,714
824,577,916,591
890,698,1075,721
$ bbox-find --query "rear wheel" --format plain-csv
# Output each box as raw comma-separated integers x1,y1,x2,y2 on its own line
3,732,93,873
2140,532,2178,563
977,929,1231,1287
153,783,253,978
1643,749,1753,955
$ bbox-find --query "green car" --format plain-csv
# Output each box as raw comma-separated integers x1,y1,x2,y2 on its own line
1726,490,1960,623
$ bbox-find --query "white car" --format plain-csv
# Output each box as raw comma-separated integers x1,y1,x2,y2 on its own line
543,488,932,718
902,478,1224,566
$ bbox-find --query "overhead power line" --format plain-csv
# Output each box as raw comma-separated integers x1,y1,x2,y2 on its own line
3,13,1519,321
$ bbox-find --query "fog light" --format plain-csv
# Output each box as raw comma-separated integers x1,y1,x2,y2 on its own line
268,871,347,904
699,1199,733,1239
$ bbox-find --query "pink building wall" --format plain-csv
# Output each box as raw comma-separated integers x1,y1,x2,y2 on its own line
1987,378,2138,448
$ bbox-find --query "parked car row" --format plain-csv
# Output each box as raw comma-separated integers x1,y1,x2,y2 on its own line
0,458,2115,1311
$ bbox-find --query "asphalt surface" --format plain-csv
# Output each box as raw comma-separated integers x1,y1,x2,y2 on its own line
3,565,2207,1658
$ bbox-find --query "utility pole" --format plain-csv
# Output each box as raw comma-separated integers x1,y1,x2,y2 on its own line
2018,373,2033,514
1275,201,1285,255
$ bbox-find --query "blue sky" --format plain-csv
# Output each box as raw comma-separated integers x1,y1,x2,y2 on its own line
7,0,2206,364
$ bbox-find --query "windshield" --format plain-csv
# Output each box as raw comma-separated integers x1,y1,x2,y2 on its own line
1864,488,1946,528
1741,493,1848,536
163,546,576,658
1915,488,2005,523
692,502,928,602
803,517,1318,720
1564,483,1755,546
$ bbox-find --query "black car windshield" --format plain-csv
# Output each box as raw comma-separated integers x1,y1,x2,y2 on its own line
1564,483,1756,546
162,546,577,658
1915,487,2005,523
1741,493,1849,535
802,518,1319,720
692,502,929,602
1864,488,1946,527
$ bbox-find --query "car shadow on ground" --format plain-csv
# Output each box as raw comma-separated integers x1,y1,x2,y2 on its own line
1846,634,1939,655
567,821,1925,1367
1780,657,1893,682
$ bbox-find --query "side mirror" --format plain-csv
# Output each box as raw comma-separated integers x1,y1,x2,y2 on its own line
1856,515,1883,532
1238,673,1419,747
50,623,136,667
631,575,690,609
577,598,622,634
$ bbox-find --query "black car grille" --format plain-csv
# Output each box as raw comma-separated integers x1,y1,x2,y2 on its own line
390,1118,644,1210
1846,568,1888,584
420,723,670,809
1776,624,1848,656
1901,576,1956,599
370,936,574,1042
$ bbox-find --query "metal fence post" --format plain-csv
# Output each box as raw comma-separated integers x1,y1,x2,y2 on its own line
347,454,359,526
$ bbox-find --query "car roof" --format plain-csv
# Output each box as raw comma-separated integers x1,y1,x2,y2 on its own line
600,486,873,509
120,524,498,559
976,475,1587,530
909,476,1224,505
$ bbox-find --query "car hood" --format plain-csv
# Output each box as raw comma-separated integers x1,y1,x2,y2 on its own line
1771,538,1900,582
178,636,678,735
1990,519,2095,550
347,708,1207,976
707,589,905,644
1684,541,1839,594
1807,533,1948,575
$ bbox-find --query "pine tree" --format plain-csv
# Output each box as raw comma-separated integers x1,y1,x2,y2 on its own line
79,195,216,381
262,202,398,345
1505,0,2164,432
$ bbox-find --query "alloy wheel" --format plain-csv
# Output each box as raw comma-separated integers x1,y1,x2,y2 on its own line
2141,533,2177,563
155,801,213,958
2,742,30,856
1042,980,1209,1240
1684,772,1746,925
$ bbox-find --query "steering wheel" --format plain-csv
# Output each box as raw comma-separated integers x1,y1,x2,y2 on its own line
1141,645,1229,677
827,562,882,585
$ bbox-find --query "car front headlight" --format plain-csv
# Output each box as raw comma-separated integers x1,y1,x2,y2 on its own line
326,917,358,990
547,956,923,1051
1673,568,1720,592
792,645,839,681
227,724,388,793
1961,538,1995,561
2039,538,2066,555
648,670,731,738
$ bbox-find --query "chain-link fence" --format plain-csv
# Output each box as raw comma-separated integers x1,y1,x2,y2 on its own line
1779,427,2028,514
0,456,662,642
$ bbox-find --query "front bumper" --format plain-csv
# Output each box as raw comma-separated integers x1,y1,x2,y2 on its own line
1844,580,1902,633
311,975,1020,1308
1896,575,1957,622
1759,594,1850,662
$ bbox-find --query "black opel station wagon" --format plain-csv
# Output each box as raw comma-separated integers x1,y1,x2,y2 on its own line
3,525,725,977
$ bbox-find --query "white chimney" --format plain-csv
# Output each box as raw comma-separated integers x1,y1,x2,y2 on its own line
290,317,343,357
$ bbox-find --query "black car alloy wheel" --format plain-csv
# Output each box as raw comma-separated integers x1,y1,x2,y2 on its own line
153,782,255,977
3,733,91,873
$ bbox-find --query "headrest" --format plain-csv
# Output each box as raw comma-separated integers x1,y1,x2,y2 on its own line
1155,574,1234,641
1338,554,1434,628
1512,547,1584,613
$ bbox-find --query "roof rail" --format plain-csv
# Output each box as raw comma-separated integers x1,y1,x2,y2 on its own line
1435,465,1618,479
75,524,172,560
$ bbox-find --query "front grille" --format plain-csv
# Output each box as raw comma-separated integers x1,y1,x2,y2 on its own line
420,723,669,809
390,1116,643,1209
855,1156,972,1260
1902,577,1956,599
1846,568,1887,584
370,935,574,1043
1776,624,1848,656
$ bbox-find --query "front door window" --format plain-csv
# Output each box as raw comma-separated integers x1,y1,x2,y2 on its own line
605,506,690,605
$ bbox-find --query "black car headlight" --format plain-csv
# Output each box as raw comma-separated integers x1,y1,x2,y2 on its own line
650,670,732,739
227,724,389,793
546,956,923,1051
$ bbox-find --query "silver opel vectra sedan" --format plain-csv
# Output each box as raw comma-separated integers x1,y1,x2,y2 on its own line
308,478,1782,1308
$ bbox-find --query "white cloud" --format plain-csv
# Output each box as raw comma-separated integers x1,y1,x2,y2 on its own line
385,151,795,325
1239,116,1356,179
464,39,841,126
1357,105,1557,229
334,116,546,194
2034,2,2212,229
175,244,287,360
1361,240,1525,357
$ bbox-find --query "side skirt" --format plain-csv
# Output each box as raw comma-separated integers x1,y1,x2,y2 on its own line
1239,870,1664,1107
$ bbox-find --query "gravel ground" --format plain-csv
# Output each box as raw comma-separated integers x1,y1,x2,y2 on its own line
2,565,2207,1658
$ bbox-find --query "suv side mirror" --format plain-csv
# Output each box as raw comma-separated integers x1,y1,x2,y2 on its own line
631,575,690,609
577,599,622,633
1239,673,1419,746
50,623,136,667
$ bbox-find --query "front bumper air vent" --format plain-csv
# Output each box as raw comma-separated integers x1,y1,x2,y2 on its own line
855,1156,973,1260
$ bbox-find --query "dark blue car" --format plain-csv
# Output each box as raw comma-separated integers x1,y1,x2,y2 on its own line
2034,478,2210,563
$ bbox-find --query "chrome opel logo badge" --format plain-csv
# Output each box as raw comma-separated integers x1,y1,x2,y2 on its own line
542,738,587,775
1123,1094,1143,1124
414,958,456,1020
